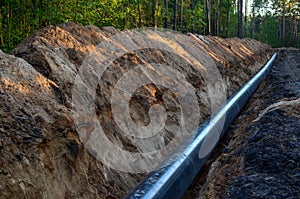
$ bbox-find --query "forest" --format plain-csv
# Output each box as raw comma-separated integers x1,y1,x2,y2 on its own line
0,0,299,52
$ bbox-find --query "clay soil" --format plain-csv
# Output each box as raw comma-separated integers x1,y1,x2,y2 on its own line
184,50,300,199
0,22,273,199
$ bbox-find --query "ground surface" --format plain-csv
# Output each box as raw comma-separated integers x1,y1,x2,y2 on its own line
184,50,300,199
0,22,273,199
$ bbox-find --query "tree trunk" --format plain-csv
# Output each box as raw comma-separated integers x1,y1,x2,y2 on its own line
174,0,177,30
251,4,255,39
203,0,207,34
281,0,286,46
138,0,142,27
8,4,11,47
191,0,195,33
237,0,243,38
206,0,211,35
226,0,230,37
244,0,248,37
294,15,298,47
180,0,184,31
217,0,220,36
47,0,51,25
152,0,159,27
214,0,217,35
164,0,169,29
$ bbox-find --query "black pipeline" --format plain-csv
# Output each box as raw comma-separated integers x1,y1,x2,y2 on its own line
125,53,277,199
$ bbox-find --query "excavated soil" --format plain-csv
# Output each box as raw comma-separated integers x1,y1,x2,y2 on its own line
0,22,273,199
184,50,300,198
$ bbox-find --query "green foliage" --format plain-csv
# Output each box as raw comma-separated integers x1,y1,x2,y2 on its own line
0,0,299,52
253,14,281,47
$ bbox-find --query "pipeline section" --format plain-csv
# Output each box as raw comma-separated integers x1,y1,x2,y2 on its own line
125,53,277,199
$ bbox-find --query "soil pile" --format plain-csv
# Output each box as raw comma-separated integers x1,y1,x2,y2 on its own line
185,50,300,198
0,22,272,198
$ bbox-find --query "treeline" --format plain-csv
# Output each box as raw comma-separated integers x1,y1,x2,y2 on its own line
251,0,299,47
0,0,299,52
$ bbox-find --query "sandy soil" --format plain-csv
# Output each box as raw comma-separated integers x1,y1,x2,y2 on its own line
0,22,273,198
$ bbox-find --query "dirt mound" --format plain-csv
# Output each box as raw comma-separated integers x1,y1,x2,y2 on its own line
0,23,272,198
11,22,118,99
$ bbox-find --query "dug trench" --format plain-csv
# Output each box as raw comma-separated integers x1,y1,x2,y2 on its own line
184,49,300,198
0,22,274,199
